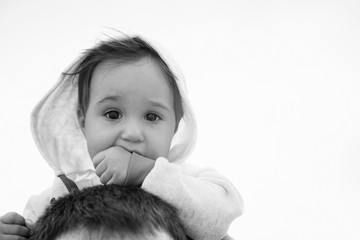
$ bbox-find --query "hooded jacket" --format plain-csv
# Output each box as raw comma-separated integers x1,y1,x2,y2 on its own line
23,35,244,240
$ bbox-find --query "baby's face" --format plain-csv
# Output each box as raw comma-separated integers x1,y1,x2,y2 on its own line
81,58,176,160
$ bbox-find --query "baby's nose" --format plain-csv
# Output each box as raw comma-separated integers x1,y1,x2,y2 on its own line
119,119,144,143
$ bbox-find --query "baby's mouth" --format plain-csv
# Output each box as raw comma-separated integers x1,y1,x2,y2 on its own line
121,147,143,157
130,150,142,155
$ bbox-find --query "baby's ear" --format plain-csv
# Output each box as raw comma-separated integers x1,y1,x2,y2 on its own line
77,107,86,134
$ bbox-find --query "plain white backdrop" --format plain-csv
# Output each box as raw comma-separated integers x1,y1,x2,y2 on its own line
1,0,360,239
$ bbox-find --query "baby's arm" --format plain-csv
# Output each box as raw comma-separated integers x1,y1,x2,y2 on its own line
0,212,30,240
142,158,244,240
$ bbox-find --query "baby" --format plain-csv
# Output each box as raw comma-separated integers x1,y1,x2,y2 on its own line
0,34,243,240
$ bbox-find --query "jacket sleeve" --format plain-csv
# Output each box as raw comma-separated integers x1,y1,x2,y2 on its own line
142,157,244,240
22,188,52,229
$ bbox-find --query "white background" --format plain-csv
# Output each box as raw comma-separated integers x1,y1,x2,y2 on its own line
1,0,360,239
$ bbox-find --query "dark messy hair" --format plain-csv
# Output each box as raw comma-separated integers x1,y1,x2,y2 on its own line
64,35,183,132
30,185,187,240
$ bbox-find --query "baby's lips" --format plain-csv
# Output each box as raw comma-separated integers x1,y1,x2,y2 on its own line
129,150,143,156
114,145,143,156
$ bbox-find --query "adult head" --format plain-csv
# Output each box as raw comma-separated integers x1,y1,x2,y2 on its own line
30,185,187,240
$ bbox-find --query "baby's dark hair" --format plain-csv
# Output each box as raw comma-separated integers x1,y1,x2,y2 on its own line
64,35,183,132
30,185,187,240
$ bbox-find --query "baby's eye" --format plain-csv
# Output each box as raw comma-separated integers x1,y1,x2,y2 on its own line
105,110,122,120
145,113,161,122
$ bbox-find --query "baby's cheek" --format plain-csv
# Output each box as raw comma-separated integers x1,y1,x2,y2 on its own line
86,141,97,159
151,137,172,159
86,133,109,159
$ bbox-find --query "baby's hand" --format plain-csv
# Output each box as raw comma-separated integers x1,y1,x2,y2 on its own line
0,212,30,240
92,146,132,185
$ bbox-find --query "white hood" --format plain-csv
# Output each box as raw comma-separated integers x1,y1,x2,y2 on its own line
30,35,197,178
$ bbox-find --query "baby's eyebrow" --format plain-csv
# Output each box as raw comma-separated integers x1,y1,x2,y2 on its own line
96,95,121,104
148,100,172,113
95,96,172,113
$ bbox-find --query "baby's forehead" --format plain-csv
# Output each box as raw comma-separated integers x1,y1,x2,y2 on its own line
88,57,174,106
91,58,168,85
91,58,172,92
95,57,161,74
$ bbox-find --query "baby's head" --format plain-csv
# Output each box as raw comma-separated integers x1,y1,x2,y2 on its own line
66,36,184,160
30,185,187,240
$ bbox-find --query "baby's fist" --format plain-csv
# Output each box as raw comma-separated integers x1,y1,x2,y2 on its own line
92,146,132,185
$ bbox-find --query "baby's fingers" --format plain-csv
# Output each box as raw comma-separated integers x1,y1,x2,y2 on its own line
0,224,29,237
107,174,126,185
92,151,105,169
99,171,112,184
95,161,107,178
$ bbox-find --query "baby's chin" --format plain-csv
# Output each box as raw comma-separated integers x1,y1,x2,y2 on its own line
132,148,170,161
146,151,171,161
141,153,168,161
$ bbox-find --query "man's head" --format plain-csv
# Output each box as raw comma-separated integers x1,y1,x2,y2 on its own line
30,185,187,240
